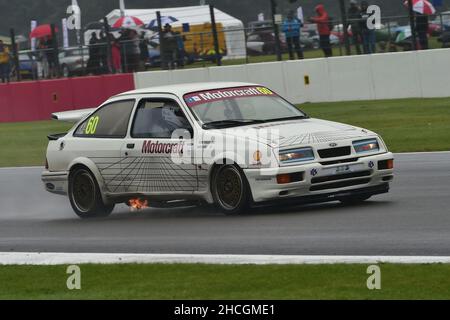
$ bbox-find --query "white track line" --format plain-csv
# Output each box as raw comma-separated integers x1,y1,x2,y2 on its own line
0,166,43,170
1,253,450,265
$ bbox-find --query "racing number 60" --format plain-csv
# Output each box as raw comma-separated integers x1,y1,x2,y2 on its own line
85,116,99,135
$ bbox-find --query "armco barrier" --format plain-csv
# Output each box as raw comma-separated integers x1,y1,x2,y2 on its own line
0,74,134,123
133,48,450,105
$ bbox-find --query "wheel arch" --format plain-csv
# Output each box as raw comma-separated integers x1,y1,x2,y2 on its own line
68,157,108,203
208,158,255,205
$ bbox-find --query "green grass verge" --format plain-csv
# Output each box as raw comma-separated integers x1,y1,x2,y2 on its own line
0,263,449,299
0,121,72,167
0,97,449,167
299,97,450,153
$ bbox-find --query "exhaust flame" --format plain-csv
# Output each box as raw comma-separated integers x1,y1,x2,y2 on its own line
128,198,149,211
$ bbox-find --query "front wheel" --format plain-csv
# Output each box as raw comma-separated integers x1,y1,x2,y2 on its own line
68,167,114,218
211,164,250,215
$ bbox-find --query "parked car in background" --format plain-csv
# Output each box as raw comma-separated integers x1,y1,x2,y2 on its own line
438,31,450,47
431,11,450,31
59,48,89,77
428,22,443,36
310,32,340,49
246,30,318,56
17,53,38,80
246,31,287,55
247,20,275,33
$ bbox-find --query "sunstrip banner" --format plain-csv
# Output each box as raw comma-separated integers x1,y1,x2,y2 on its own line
184,86,276,107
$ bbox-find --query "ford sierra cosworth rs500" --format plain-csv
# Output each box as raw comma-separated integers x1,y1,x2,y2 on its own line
42,82,394,217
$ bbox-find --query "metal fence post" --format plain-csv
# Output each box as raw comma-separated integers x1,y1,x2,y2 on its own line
209,4,221,66
10,28,20,82
50,23,61,77
339,0,351,55
156,11,165,70
103,17,114,74
407,0,418,50
270,0,282,61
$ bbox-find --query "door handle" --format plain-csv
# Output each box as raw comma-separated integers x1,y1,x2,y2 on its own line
126,143,135,149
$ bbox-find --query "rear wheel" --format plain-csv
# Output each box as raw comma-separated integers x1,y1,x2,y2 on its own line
339,195,372,205
68,167,114,218
211,164,250,215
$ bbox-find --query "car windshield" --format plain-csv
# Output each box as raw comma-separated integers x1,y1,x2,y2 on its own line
184,86,307,129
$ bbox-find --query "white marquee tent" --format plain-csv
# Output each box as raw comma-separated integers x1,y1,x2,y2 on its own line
95,5,246,59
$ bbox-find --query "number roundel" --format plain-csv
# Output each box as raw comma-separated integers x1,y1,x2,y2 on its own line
85,116,99,135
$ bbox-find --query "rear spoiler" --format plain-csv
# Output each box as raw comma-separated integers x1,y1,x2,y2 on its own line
51,108,96,122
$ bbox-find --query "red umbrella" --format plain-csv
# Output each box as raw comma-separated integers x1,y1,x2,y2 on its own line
404,0,436,15
30,24,58,39
112,16,144,29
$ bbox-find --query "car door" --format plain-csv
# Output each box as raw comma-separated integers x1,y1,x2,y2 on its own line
119,95,198,194
69,99,136,193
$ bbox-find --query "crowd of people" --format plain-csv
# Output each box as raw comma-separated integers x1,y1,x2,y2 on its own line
0,3,441,82
86,29,148,75
85,23,186,75
281,1,433,59
281,4,334,59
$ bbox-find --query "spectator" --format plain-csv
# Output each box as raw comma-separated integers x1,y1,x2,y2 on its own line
0,40,10,83
118,29,129,72
127,30,141,72
44,36,58,78
175,31,186,67
37,38,49,79
98,32,109,73
416,13,429,50
161,24,178,70
139,31,149,70
347,0,362,55
111,38,122,72
282,10,304,60
360,1,376,54
309,4,333,57
87,32,100,74
119,29,140,73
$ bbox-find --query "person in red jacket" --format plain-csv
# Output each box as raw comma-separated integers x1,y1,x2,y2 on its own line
309,4,333,57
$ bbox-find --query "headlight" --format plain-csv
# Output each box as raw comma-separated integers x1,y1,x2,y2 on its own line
353,138,380,153
279,147,315,164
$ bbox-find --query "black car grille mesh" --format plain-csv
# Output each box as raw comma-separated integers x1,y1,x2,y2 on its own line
318,146,351,158
310,178,371,191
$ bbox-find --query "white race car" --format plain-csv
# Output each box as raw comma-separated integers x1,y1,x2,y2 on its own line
42,82,394,218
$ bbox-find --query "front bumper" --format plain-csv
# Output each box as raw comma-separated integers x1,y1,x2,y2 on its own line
244,152,394,203
41,170,68,195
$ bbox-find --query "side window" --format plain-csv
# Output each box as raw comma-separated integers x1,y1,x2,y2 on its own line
131,99,192,139
74,100,135,138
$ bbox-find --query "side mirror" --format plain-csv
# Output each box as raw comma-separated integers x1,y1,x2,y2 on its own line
176,128,194,140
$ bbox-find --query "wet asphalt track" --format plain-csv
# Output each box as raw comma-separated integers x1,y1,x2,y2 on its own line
0,152,449,256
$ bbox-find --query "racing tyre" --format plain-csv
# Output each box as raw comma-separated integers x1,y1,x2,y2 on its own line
69,167,114,218
211,164,250,215
339,195,372,205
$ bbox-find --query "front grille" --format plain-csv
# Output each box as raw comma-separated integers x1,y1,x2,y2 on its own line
311,170,372,184
318,146,351,159
320,157,359,166
310,178,371,191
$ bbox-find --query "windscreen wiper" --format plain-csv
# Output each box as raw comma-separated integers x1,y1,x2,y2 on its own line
202,119,267,129
264,115,309,123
